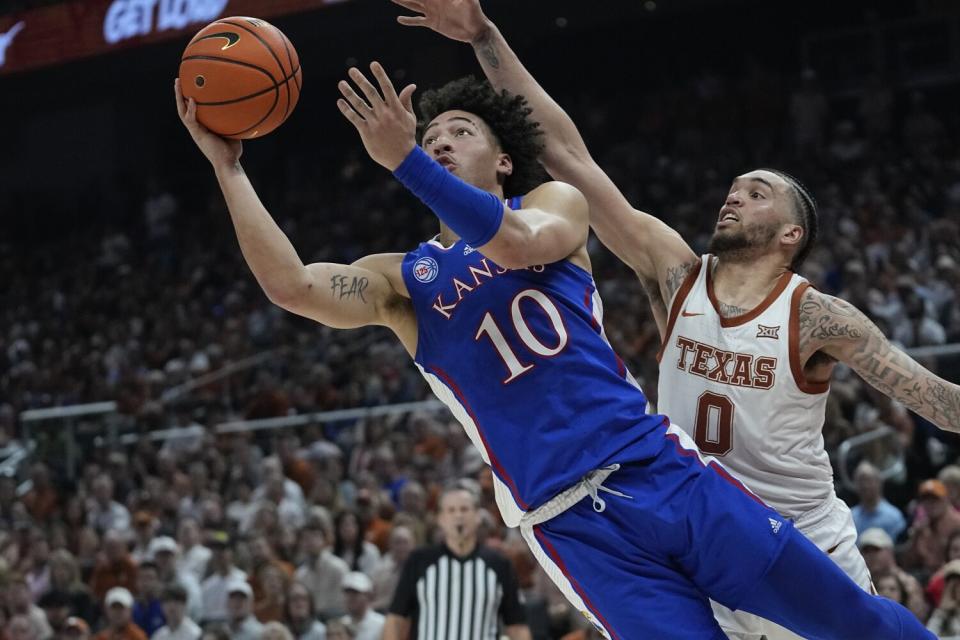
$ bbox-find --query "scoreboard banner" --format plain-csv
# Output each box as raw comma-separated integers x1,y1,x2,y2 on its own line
0,0,347,76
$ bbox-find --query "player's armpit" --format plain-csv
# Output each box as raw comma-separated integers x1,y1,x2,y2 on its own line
271,257,408,331
479,180,588,269
802,289,960,433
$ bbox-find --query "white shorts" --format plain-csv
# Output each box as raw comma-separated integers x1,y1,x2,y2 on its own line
711,494,872,640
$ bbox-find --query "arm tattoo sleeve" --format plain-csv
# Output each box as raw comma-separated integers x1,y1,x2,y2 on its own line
799,290,960,432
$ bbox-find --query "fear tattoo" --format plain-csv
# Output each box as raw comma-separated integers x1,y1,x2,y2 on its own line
330,275,369,303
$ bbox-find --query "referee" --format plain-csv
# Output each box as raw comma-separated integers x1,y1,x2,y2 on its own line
384,481,531,640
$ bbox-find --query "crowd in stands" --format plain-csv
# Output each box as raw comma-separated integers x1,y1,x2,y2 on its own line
2,30,960,639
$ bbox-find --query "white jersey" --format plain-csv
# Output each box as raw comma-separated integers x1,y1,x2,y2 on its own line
657,255,833,519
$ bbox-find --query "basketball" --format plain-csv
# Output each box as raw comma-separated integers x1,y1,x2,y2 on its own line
178,17,302,140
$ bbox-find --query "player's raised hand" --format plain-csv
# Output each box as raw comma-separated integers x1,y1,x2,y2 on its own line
391,0,491,44
174,78,242,171
337,62,417,171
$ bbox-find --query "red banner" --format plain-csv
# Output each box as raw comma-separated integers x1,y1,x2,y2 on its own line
0,0,347,76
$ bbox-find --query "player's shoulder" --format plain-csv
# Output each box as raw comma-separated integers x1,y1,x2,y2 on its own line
352,252,405,272
795,286,861,322
521,181,588,214
352,252,410,298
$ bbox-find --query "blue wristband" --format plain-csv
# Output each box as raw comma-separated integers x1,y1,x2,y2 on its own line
393,146,505,248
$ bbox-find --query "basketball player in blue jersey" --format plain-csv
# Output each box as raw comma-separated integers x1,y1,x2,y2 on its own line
174,66,932,638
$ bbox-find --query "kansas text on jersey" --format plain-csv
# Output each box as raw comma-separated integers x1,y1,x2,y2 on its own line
402,197,661,527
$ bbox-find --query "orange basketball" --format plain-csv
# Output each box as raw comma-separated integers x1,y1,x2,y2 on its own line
179,17,302,140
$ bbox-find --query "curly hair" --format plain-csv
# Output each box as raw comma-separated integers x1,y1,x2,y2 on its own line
417,76,545,198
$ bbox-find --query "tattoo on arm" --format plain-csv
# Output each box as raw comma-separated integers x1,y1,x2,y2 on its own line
662,259,699,303
800,290,960,432
475,31,500,69
330,274,369,303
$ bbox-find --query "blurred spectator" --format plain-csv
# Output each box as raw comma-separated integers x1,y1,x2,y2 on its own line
94,587,147,640
262,622,294,640
858,528,928,621
173,520,209,584
147,537,202,622
877,572,910,607
131,561,165,636
87,477,131,535
276,434,316,497
370,525,414,611
396,482,429,545
939,465,960,510
294,521,348,619
332,511,379,576
224,580,262,640
927,560,960,638
385,483,529,640
7,614,41,640
89,530,138,603
37,589,72,637
21,463,59,523
337,572,383,640
252,562,290,624
902,479,960,575
324,619,354,640
23,527,52,601
49,550,97,623
851,461,906,540
927,530,960,609
64,617,91,640
152,583,202,640
130,513,159,564
6,572,54,639
198,628,229,640
283,581,326,640
199,531,246,624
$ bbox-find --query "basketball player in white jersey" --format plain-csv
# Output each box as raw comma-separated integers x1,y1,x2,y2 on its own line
393,0,960,637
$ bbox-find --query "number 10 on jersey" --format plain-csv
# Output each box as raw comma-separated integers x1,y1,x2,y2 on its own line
475,289,569,383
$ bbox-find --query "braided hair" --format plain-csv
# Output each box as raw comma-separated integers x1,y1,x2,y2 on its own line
760,168,819,270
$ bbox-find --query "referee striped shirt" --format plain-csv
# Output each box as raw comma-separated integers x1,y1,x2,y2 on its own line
389,544,525,640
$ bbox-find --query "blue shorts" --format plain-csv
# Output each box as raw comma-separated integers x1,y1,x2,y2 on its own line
521,423,933,640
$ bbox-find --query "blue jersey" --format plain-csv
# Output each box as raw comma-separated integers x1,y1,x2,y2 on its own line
401,196,664,526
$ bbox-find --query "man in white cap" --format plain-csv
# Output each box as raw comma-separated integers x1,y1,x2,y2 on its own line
857,528,927,621
94,587,147,640
339,571,384,640
148,536,203,620
224,579,262,640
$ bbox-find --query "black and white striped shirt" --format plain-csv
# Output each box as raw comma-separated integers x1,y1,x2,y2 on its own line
389,544,525,640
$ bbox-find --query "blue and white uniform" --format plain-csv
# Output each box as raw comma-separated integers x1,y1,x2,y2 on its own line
399,196,931,640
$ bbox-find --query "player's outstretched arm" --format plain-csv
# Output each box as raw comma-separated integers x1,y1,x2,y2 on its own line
799,288,960,433
390,0,697,328
175,79,407,332
337,62,587,270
